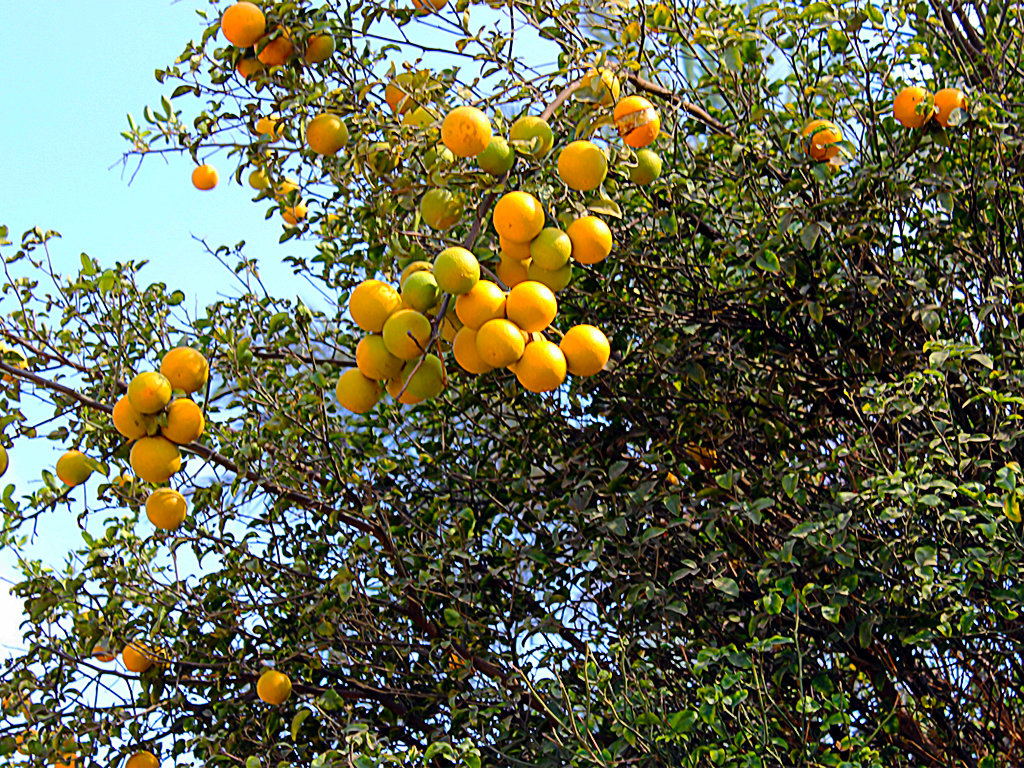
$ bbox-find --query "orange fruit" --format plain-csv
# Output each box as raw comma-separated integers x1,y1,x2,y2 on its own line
257,669,292,704
557,140,608,191
348,279,402,333
128,371,173,414
384,72,417,115
236,57,264,80
255,115,283,141
335,369,383,413
530,227,572,271
476,319,526,368
413,0,448,9
92,646,116,663
112,395,151,440
56,450,93,487
441,106,492,158
161,398,205,445
386,374,424,405
505,281,556,333
0,446,7,479
559,325,610,376
567,215,613,265
122,642,157,674
146,488,188,530
613,95,660,148
382,309,432,359
282,202,307,225
275,178,300,200
130,436,182,484
257,26,294,66
160,347,209,394
495,256,530,288
306,114,349,155
802,119,842,162
191,164,218,190
356,336,405,380
527,261,572,293
515,339,567,392
455,280,507,330
303,33,336,65
934,88,967,128
221,2,266,47
453,327,494,374
493,191,545,243
509,115,554,159
500,235,533,261
433,247,480,295
893,86,932,128
574,67,620,107
125,751,159,768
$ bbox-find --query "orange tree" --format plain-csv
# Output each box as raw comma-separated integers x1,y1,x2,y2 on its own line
3,0,1024,765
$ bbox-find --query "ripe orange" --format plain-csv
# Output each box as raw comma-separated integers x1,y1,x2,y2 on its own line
505,281,556,333
515,339,567,392
500,235,533,262
453,327,494,374
934,88,967,128
335,369,383,413
191,164,219,190
128,371,173,414
306,114,349,155
386,374,424,405
257,26,294,67
113,395,151,440
257,669,292,704
495,256,530,288
161,398,205,445
282,203,308,225
382,309,432,359
125,751,159,768
613,95,660,148
348,279,402,333
413,0,448,9
559,325,610,376
476,319,526,368
130,436,182,484
441,106,492,158
385,72,417,115
802,119,842,162
433,247,481,295
236,57,264,80
455,280,507,330
567,215,613,265
56,451,93,487
303,33,336,65
122,642,157,674
493,191,545,243
160,347,209,393
255,115,283,141
0,446,7,479
146,488,188,530
356,335,405,380
92,645,116,663
557,140,608,191
221,2,266,47
893,86,932,128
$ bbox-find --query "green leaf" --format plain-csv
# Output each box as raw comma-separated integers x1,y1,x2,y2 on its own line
800,222,821,251
712,577,739,598
291,709,312,741
443,608,462,627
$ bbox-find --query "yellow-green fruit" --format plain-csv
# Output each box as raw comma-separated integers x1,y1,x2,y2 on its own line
128,371,173,415
306,113,349,155
530,227,572,271
559,324,610,376
401,270,441,312
453,327,493,374
382,309,432,359
365,142,401,176
455,280,507,330
386,373,424,405
257,669,292,705
420,188,464,231
515,339,567,393
248,169,270,190
574,67,621,107
402,106,438,128
130,437,182,484
348,279,402,333
146,488,188,531
557,140,608,192
56,450,93,487
400,261,433,289
475,318,526,368
527,261,573,293
629,148,662,185
401,354,445,400
476,135,514,176
304,33,336,64
356,336,405,381
335,369,383,414
509,115,554,159
433,247,480,295
0,445,7,478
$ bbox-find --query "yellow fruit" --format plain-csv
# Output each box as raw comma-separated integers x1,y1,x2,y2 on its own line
161,399,205,445
455,280,507,330
384,72,418,115
433,247,480,295
386,374,424,405
402,106,438,128
130,437,182,484
401,354,445,400
453,327,494,374
191,164,219,190
275,178,300,200
496,256,530,288
567,215,613,265
493,191,545,243
505,281,556,333
441,106,492,158
0,445,7,479
527,261,572,293
160,347,209,394
128,371,173,414
802,120,842,162
382,309,432,359
306,114,349,155
934,88,967,128
146,488,188,530
893,86,932,128
122,642,158,674
126,752,159,768
438,310,461,343
530,227,572,271
476,319,526,368
221,2,266,47
257,669,292,705
356,336,405,380
476,135,515,176
401,271,441,312
248,169,270,189
257,26,294,67
515,339,567,392
255,115,284,141
420,188,464,230
560,325,610,376
335,369,383,414
113,395,151,440
509,115,554,159
56,450,93,487
92,645,116,662
236,57,264,80
282,203,308,226
613,95,660,148
574,67,620,107
348,279,402,333
557,140,608,191
500,235,533,262
629,148,663,184
303,33,336,65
